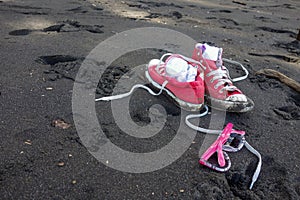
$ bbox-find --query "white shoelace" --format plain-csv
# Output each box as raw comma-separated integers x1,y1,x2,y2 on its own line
185,109,261,189
207,68,236,92
95,53,260,189
95,81,168,101
223,58,249,82
244,141,262,190
206,58,249,93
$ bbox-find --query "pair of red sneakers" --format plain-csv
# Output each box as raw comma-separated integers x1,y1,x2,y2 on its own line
145,43,254,112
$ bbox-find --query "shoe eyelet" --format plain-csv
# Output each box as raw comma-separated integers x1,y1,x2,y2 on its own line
214,85,217,89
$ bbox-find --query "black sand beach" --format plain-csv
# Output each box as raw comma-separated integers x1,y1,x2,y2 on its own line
1,0,300,199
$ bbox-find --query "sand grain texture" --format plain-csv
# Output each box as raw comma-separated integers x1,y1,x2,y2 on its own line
0,0,300,199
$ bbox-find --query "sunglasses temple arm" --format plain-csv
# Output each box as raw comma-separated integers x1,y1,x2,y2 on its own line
201,123,233,166
200,142,218,162
245,141,262,190
217,143,226,167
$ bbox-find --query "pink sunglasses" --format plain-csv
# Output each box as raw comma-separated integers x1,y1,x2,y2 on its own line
199,123,245,172
199,123,261,189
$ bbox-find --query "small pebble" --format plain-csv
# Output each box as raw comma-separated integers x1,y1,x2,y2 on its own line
51,119,71,129
24,140,32,145
72,180,77,184
58,162,65,167
244,59,250,62
46,87,53,91
179,189,185,193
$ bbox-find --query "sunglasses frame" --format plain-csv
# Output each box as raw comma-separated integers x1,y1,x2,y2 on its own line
199,123,246,172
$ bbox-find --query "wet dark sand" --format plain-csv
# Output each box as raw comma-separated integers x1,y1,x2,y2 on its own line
0,0,300,199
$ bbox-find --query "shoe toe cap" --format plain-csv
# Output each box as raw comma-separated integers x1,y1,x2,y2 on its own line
148,59,163,67
225,94,247,102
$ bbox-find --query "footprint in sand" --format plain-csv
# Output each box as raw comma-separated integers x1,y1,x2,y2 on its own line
257,27,297,38
36,55,83,82
225,156,299,199
274,105,300,120
8,20,104,36
9,29,33,36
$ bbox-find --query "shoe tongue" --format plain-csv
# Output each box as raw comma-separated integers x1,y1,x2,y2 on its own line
201,43,223,68
165,57,188,76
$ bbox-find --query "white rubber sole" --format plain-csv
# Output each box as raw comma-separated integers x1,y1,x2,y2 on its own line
205,95,254,113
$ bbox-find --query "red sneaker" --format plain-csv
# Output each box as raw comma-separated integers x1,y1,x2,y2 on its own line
145,53,205,111
192,43,254,112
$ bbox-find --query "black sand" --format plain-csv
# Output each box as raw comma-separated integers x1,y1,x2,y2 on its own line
1,0,300,199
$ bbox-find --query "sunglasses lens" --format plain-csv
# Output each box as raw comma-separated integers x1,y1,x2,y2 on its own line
223,133,245,152
200,152,231,172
